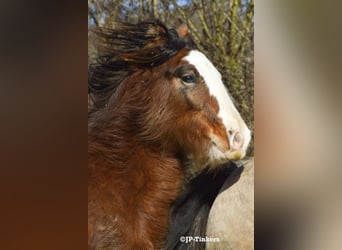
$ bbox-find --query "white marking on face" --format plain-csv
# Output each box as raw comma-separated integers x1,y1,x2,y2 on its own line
183,50,251,157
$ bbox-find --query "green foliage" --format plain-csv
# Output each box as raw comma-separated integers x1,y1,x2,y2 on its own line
88,0,254,155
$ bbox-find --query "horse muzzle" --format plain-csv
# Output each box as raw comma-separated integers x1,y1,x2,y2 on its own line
226,127,251,161
209,127,251,164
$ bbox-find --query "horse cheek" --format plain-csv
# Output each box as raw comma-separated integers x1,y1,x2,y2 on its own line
177,113,211,161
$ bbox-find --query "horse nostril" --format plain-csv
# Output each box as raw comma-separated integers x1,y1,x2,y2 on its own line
228,130,244,150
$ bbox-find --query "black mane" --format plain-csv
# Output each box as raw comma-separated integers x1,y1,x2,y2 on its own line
165,162,244,250
88,19,188,111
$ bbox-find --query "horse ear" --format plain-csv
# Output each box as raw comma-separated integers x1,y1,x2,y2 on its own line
176,24,189,38
176,24,197,49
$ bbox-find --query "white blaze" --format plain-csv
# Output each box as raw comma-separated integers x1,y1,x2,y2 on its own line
183,50,251,154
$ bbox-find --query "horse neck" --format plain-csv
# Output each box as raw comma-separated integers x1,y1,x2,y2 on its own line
89,117,183,183
88,70,185,211
90,75,180,154
89,125,184,248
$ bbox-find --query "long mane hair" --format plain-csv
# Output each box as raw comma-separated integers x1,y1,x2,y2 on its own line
88,19,192,112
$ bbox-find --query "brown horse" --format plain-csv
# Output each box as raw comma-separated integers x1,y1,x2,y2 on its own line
88,19,250,249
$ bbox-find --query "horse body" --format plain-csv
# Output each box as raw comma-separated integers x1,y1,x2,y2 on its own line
88,61,186,249
206,159,254,250
88,19,250,249
88,142,183,249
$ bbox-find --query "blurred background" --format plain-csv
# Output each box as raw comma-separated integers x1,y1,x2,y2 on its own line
255,1,342,249
88,0,255,155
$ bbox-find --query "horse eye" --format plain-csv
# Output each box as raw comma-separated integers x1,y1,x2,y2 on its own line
181,74,196,84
